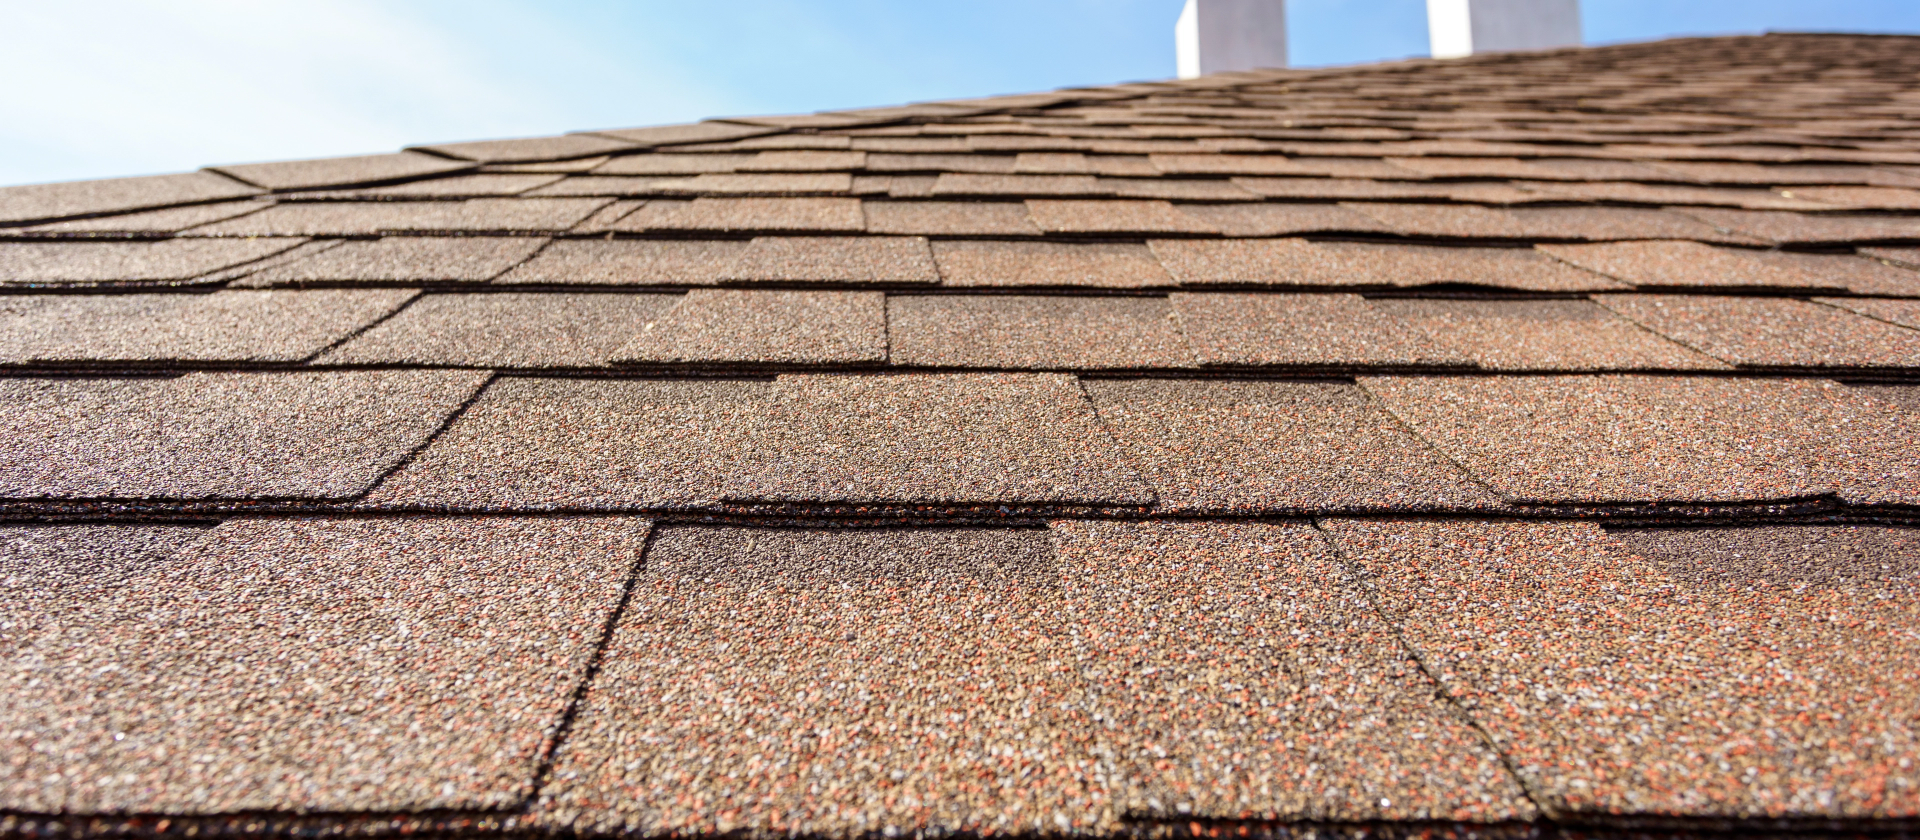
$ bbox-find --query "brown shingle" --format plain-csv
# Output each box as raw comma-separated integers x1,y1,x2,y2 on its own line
1521,180,1831,210
10,201,264,235
0,289,416,363
862,201,1041,235
519,176,662,196
1815,296,1920,331
613,289,886,364
1100,178,1260,200
0,171,262,225
1085,379,1501,512
1172,292,1467,366
189,199,608,236
887,295,1195,369
1503,205,1767,243
645,173,854,195
591,153,756,175
0,516,641,814
1359,375,1915,504
1151,238,1619,290
1340,202,1533,237
731,373,1151,505
1372,299,1726,371
1024,199,1217,234
495,239,745,286
0,239,303,287
722,236,936,284
587,122,778,146
1749,250,1920,295
1678,208,1920,243
535,520,1528,835
1322,518,1920,819
0,371,489,500
1595,294,1920,367
611,197,864,233
863,153,1016,173
291,173,564,199
931,173,1108,196
736,150,867,171
1539,240,1836,289
412,133,639,163
1780,185,1920,209
236,236,546,285
932,241,1170,288
209,151,473,191
1177,203,1391,236
320,292,676,367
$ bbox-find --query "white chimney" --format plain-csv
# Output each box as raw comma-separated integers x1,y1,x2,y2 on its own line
1176,0,1288,80
1426,0,1581,59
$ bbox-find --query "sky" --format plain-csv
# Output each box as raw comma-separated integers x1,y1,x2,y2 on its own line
2,0,1917,187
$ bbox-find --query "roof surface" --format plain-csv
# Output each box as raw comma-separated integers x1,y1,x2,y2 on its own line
2,32,1919,839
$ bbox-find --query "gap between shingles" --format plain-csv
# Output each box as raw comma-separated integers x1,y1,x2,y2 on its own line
342,370,499,505
521,517,656,811
1307,517,1558,826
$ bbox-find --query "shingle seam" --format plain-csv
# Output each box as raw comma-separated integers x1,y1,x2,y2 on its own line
351,370,500,503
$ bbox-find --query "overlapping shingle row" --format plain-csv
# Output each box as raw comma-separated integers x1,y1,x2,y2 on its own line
3,32,1919,839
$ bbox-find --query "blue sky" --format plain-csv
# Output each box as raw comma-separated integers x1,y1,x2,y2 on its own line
3,0,1916,187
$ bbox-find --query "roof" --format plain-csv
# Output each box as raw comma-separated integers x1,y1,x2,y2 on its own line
2,31,1918,838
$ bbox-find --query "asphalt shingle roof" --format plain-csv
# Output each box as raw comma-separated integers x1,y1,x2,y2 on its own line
3,32,1920,838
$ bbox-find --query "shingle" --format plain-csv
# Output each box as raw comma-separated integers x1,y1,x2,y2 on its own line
931,173,1109,196
932,241,1170,288
1643,160,1891,184
412,133,639,163
731,373,1151,505
861,201,1041,235
1171,292,1468,366
0,370,489,500
517,176,661,196
1231,177,1483,200
320,293,675,367
1151,239,1619,290
682,134,854,152
495,239,745,286
1538,241,1836,289
188,199,608,235
1084,379,1501,513
1678,208,1920,243
1758,250,1920,295
0,239,302,287
645,172,854,195
0,289,416,363
864,153,1016,173
1321,518,1920,820
1340,202,1533,238
1372,298,1726,371
1780,185,1920,209
12,201,266,235
483,156,611,174
0,516,641,814
567,199,644,233
586,122,778,147
1613,524,1920,592
1359,375,1916,504
1815,295,1920,330
236,236,546,285
736,150,867,171
0,523,212,597
1176,203,1391,236
209,151,474,191
722,236,936,283
0,171,262,225
850,137,973,153
888,295,1194,369
1023,199,1217,234
363,377,770,510
1101,178,1261,200
1521,180,1831,210
1594,294,1920,367
612,290,885,365
610,197,865,233
591,153,757,175
291,173,564,199
196,239,344,284
1503,205,1767,243
539,519,1527,835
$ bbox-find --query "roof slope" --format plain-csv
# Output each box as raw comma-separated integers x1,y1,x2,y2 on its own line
3,32,1919,838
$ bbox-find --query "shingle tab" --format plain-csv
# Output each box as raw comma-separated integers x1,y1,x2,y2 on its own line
537,520,1526,835
209,151,474,191
1172,293,1468,366
1360,375,1917,504
1815,295,1920,330
290,173,563,199
888,295,1194,369
591,153,756,176
587,122,779,147
1540,240,1837,289
722,236,936,283
1024,199,1217,234
0,289,416,363
0,370,489,500
0,239,303,287
932,241,1170,288
1153,239,1618,290
645,172,854,195
1341,202,1533,238
0,172,262,225
189,199,608,236
494,239,746,285
1370,298,1727,370
1322,519,1920,819
320,292,675,367
413,134,639,163
613,289,886,364
11,201,264,235
1679,207,1920,243
1595,294,1920,367
730,373,1151,505
862,200,1042,235
236,236,546,285
364,377,771,510
1085,379,1500,512
1504,205,1767,243
1755,250,1920,295
610,197,864,233
1176,203,1392,236
0,516,641,814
